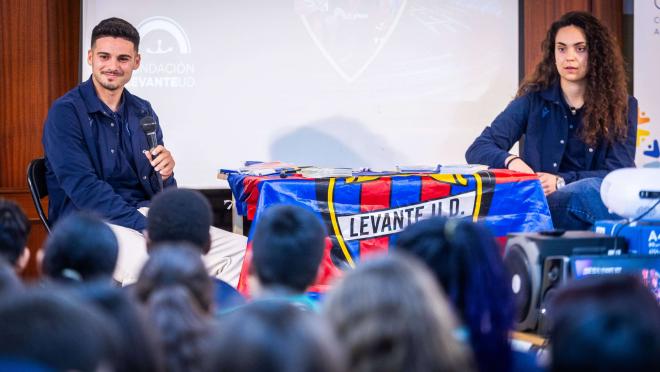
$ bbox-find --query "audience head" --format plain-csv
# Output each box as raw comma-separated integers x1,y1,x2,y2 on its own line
251,204,326,294
549,275,660,372
135,244,214,372
396,217,514,371
146,188,213,254
75,281,164,372
136,243,213,313
396,217,514,372
0,198,30,271
41,212,118,282
323,253,475,372
91,17,140,51
208,300,345,372
0,290,119,371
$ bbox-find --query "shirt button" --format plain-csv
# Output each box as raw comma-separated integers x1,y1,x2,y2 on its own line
564,115,567,119
560,140,565,144
569,125,574,129
553,162,557,167
111,122,115,127
589,148,594,152
143,176,147,180
110,149,115,154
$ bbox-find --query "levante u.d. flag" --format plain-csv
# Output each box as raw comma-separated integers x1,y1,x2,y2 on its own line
229,170,552,295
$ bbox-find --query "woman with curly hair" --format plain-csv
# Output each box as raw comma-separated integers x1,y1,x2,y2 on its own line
466,11,637,229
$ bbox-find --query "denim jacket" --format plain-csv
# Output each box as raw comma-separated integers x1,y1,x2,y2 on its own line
43,78,176,231
465,82,637,184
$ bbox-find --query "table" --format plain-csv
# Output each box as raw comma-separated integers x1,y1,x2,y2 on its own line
228,170,553,294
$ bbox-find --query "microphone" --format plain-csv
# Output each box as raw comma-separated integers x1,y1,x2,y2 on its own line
140,116,158,152
139,116,163,191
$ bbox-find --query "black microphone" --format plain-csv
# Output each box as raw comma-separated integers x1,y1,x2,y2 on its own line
140,116,158,151
139,116,163,191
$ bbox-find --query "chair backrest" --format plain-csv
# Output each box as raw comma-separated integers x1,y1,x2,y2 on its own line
27,158,51,233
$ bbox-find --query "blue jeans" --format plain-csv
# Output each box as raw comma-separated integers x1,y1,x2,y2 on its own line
546,177,621,230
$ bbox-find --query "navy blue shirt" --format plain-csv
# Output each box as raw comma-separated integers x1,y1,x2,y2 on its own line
98,95,149,206
558,95,588,174
466,82,637,184
43,77,176,230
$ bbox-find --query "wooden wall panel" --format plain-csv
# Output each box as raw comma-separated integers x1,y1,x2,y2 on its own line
0,0,49,188
0,0,80,279
592,0,624,46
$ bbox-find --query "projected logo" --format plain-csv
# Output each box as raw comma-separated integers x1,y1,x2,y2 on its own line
129,16,195,89
296,0,407,83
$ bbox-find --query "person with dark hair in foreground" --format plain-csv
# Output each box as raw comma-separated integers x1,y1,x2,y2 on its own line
466,11,637,230
396,217,536,372
323,254,476,372
146,188,213,250
207,300,346,372
146,188,244,310
0,290,120,371
135,245,215,372
41,212,118,283
548,275,660,372
249,204,327,309
42,17,246,286
0,198,31,272
74,281,165,372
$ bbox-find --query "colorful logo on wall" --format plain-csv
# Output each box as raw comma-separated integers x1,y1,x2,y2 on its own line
637,108,659,163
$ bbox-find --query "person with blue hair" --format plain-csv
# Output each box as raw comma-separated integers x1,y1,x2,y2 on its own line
396,217,538,372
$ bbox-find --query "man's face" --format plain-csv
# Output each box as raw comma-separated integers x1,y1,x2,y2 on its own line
88,36,140,92
554,25,589,83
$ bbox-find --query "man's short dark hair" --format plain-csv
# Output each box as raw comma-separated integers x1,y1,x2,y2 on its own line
147,189,213,252
252,204,326,292
0,199,30,266
42,212,118,282
91,17,140,51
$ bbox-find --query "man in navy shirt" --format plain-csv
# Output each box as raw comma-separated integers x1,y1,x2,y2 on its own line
42,17,246,285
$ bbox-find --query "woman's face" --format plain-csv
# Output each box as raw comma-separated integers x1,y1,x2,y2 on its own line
554,25,589,83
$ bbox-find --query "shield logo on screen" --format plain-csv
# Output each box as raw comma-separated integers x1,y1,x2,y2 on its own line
297,0,407,83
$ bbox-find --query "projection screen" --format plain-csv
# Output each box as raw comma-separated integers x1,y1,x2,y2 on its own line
82,0,519,188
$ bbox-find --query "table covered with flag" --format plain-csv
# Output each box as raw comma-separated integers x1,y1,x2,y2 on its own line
228,170,553,296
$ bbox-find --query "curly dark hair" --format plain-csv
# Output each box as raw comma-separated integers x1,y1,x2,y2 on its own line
518,11,629,146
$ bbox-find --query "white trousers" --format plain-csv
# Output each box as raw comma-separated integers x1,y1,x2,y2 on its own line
108,207,247,287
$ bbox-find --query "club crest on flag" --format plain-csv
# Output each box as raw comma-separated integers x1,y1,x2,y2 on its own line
316,173,494,268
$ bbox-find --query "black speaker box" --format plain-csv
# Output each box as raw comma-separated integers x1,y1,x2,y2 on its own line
503,231,625,332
